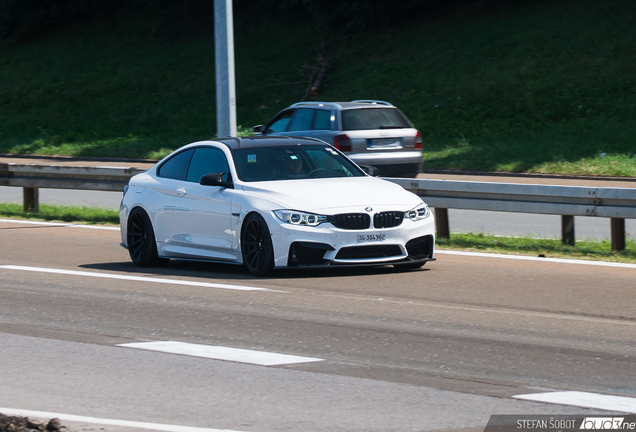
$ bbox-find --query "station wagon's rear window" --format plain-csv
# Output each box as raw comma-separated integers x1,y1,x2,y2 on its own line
342,108,411,131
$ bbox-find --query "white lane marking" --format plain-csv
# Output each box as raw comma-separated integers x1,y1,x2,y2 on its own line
0,265,280,292
513,391,636,413
0,218,119,230
0,407,245,432
436,249,636,269
118,341,324,366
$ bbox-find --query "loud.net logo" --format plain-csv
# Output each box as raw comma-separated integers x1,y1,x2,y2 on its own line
580,418,635,430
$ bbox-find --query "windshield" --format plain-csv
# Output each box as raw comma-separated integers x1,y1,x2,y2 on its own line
233,145,365,182
342,108,411,130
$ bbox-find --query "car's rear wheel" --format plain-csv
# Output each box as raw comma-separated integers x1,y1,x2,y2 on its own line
127,208,168,267
241,213,274,276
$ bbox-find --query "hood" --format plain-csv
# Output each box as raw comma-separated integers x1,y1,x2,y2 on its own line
239,177,422,213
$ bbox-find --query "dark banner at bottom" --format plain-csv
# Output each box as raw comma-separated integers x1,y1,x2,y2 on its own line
484,415,636,432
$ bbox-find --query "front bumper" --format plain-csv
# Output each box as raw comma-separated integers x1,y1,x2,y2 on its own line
287,235,435,268
267,212,435,269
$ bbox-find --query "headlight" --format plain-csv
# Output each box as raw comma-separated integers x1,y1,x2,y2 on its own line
274,210,329,227
405,203,431,221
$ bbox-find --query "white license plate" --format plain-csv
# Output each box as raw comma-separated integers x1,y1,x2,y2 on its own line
357,233,386,242
370,138,401,148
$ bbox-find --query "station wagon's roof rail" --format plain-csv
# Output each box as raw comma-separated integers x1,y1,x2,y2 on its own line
351,100,393,106
290,101,343,109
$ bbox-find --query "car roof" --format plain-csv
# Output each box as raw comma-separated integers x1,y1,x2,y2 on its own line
289,100,395,110
215,135,328,150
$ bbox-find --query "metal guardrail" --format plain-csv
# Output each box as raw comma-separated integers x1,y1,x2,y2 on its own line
389,178,636,218
0,163,145,212
1,163,634,250
0,163,145,190
389,177,636,251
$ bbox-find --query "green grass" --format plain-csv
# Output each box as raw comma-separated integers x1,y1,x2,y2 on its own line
1,0,635,176
437,233,636,264
0,203,119,225
330,0,636,176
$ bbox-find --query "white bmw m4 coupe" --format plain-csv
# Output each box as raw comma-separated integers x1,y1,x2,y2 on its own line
120,136,435,276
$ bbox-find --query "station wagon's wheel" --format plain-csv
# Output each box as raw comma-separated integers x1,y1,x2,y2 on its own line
127,208,168,267
241,213,274,276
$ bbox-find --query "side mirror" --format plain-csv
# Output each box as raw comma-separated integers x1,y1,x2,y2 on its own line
252,125,264,133
360,165,380,177
200,172,233,188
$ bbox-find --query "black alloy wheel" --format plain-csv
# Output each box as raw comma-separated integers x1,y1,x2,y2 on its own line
241,213,274,276
127,208,168,267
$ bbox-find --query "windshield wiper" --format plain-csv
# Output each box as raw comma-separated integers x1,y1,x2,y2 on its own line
378,125,407,129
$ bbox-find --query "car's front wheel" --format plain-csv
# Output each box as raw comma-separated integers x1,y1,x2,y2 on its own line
241,213,274,276
127,208,168,267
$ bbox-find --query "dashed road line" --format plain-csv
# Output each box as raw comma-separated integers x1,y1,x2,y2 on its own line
118,341,324,366
513,391,636,413
0,408,247,432
0,265,281,292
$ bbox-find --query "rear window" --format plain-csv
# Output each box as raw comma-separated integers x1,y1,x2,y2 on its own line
342,108,411,131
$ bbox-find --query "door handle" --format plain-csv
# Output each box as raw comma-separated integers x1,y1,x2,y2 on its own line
176,188,187,196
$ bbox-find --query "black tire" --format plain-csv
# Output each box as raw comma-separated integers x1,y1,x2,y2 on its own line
241,213,275,276
127,208,168,267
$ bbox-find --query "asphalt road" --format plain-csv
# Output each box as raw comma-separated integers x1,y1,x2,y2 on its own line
1,219,635,431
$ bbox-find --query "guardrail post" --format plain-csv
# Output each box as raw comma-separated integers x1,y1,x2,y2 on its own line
23,187,39,213
435,208,450,239
611,218,626,251
561,215,575,246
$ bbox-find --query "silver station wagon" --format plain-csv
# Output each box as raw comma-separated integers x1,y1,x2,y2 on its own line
253,100,423,178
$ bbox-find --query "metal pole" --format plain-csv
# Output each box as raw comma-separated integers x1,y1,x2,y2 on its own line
23,187,39,213
611,218,626,251
561,215,575,246
214,0,237,138
435,208,450,239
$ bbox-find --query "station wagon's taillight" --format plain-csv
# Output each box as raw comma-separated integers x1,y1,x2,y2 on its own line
334,134,352,152
415,131,423,149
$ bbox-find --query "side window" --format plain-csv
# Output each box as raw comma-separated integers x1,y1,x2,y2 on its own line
288,108,314,131
157,149,194,180
186,147,230,183
312,109,332,130
266,110,293,133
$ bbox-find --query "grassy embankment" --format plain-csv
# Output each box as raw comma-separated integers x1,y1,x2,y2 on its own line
1,0,635,175
1,0,634,259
